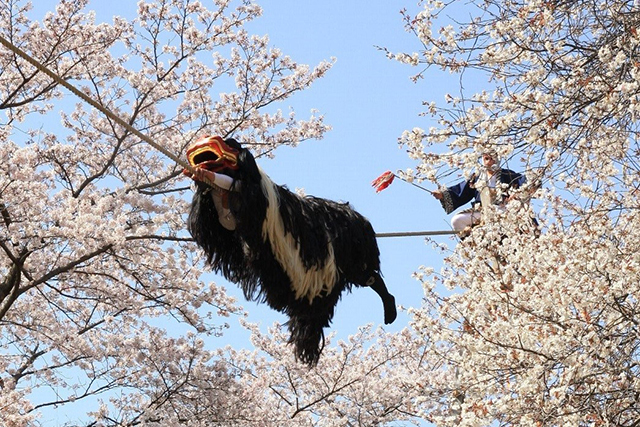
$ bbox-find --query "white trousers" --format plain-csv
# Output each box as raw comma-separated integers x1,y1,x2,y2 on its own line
451,209,482,231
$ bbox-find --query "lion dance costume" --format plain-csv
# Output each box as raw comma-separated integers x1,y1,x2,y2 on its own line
186,136,396,365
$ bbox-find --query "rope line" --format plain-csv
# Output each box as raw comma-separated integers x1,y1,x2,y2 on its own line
375,230,457,238
1,35,458,240
0,34,222,188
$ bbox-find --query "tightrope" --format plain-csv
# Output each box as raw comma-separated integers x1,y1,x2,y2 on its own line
0,34,218,185
375,230,457,238
1,35,462,240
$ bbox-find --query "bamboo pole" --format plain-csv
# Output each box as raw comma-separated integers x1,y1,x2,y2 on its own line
375,230,457,238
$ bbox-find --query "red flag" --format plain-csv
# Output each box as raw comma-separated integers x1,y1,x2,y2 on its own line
371,171,395,193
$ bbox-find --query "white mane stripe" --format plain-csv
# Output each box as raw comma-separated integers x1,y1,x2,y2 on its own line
258,167,338,302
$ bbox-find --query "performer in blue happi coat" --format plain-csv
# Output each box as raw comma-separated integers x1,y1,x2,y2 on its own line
432,150,526,233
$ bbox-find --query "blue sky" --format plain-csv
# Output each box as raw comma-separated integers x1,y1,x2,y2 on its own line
231,0,458,341
20,2,464,425
19,2,462,424
31,0,463,347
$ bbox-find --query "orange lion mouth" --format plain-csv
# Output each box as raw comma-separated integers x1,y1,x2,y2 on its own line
186,135,240,172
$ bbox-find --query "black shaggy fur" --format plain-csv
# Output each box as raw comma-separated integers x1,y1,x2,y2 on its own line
188,138,396,365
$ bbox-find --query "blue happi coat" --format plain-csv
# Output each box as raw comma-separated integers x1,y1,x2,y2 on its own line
440,169,525,214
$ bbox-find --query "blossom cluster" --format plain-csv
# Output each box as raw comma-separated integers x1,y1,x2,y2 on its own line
389,0,640,425
0,0,332,425
3,0,640,425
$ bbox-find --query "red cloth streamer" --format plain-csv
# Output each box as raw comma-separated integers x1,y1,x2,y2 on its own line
371,171,395,193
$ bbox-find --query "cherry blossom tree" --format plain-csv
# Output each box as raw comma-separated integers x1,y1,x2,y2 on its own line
6,0,640,426
247,0,640,423
214,321,424,426
384,0,640,425
0,0,333,425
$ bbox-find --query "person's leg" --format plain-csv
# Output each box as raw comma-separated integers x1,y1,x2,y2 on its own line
451,211,480,231
367,273,397,324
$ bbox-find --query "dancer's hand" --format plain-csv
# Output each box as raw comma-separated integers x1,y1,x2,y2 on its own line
184,167,215,184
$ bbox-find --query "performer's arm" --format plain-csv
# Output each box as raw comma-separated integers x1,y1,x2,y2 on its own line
189,168,237,191
432,179,476,214
184,168,240,191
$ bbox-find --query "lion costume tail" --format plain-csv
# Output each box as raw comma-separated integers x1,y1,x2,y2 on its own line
286,314,326,365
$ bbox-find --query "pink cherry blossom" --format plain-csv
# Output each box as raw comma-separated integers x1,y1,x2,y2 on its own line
3,0,640,426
